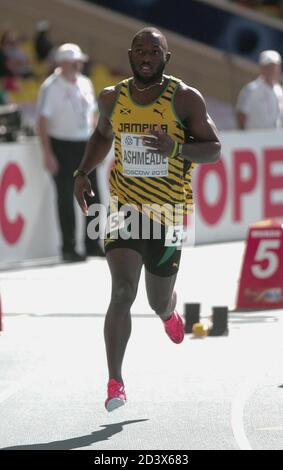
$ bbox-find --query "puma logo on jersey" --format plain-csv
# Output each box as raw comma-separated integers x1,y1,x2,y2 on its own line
154,108,166,119
120,108,131,115
104,238,116,246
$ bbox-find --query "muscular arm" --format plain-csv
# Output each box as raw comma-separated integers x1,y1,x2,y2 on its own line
174,85,221,163
144,84,221,164
78,87,116,174
74,86,117,215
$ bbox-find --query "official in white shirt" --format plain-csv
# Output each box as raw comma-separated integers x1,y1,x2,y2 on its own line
236,50,283,130
37,43,104,261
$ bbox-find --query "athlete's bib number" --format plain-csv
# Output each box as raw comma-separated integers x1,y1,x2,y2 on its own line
121,133,168,177
165,226,184,247
105,211,125,236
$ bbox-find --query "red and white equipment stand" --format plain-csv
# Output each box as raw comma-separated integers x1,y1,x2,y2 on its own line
236,219,283,310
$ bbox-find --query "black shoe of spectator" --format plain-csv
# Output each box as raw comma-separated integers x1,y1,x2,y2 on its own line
62,251,87,262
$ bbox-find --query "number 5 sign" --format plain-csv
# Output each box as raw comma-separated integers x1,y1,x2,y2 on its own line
236,219,283,309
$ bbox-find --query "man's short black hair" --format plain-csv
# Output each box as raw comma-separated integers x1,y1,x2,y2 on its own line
131,27,168,53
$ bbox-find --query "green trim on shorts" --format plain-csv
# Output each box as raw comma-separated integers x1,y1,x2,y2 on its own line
157,246,177,266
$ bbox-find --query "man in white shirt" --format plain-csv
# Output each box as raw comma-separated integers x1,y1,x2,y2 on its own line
37,43,104,261
236,50,283,130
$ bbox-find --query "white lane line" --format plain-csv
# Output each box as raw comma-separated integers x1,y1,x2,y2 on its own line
0,374,34,405
231,380,254,451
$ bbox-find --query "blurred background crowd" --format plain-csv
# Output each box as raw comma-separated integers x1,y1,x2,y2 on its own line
0,16,125,138
1,0,283,136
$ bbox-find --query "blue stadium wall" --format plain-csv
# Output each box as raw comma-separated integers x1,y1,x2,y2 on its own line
86,0,283,62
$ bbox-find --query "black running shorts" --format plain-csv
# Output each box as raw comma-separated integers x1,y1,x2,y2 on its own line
104,210,183,277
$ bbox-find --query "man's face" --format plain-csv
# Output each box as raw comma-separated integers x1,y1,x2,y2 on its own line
60,60,83,74
261,63,281,82
128,33,170,84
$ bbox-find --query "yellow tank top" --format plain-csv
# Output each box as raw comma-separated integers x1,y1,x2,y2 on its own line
110,75,195,226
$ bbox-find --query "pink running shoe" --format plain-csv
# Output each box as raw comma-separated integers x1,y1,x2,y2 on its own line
105,379,126,412
162,311,184,344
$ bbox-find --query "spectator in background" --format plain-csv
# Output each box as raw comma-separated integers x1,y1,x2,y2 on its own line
34,20,55,68
0,35,18,91
0,29,33,79
34,20,54,61
0,46,11,78
236,49,283,129
0,80,8,104
37,43,104,262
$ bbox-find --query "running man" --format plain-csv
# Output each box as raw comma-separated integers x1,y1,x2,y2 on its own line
74,27,221,412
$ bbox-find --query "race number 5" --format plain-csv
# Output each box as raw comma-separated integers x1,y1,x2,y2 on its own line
165,225,184,247
251,239,281,279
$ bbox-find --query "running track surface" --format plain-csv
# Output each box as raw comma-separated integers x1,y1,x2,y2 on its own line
0,242,283,450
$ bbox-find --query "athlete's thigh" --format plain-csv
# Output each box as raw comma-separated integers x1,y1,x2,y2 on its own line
145,268,177,308
143,236,182,278
144,236,181,305
106,246,143,289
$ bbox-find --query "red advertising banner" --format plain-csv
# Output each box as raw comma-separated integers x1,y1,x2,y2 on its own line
236,219,283,309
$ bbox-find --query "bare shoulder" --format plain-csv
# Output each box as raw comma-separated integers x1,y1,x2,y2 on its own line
174,82,206,120
98,84,121,118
